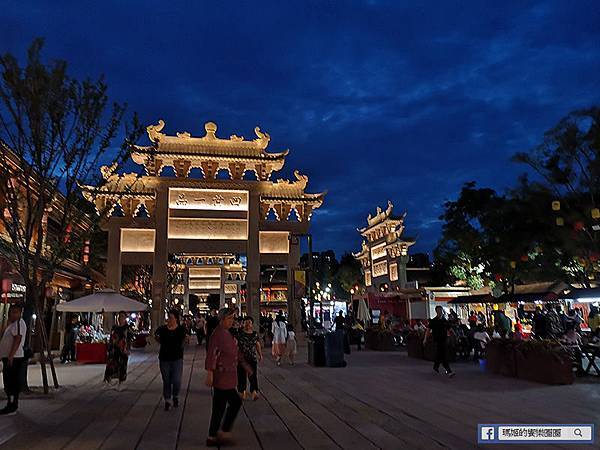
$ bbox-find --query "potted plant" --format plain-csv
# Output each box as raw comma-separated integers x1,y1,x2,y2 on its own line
514,340,574,385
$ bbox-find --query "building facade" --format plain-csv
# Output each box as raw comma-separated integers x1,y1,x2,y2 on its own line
81,119,325,328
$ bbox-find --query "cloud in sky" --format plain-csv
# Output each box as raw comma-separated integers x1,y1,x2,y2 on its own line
2,0,600,257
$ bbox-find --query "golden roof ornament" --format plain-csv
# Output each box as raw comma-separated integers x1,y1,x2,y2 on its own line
147,120,165,142
204,121,217,139
366,200,393,227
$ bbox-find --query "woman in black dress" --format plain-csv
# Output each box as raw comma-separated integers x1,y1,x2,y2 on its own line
237,316,263,400
104,311,131,389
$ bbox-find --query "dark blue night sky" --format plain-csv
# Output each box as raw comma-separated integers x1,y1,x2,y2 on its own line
2,1,600,257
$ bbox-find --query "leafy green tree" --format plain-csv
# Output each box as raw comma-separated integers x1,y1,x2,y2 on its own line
436,182,558,293
0,39,140,392
336,252,363,294
513,107,600,286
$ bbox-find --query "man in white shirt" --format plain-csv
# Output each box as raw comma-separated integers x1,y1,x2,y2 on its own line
0,304,27,415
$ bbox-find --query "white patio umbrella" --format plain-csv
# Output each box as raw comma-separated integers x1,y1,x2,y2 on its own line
56,289,149,313
356,298,371,322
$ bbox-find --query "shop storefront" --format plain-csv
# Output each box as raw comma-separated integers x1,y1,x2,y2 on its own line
0,280,26,327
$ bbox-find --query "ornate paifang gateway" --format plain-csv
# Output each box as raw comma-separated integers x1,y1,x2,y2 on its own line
132,120,288,180
80,118,325,331
80,120,325,222
354,201,415,290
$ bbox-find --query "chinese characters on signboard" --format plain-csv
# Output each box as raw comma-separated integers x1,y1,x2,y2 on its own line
168,218,248,240
169,188,248,211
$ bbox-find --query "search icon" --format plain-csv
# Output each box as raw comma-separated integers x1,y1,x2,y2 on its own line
574,428,583,437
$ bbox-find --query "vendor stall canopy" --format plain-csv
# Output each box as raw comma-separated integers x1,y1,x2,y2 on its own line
56,289,149,313
450,282,570,304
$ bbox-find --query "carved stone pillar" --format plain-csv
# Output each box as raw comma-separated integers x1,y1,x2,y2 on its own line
183,267,190,313
220,267,226,308
287,239,301,330
246,192,261,324
105,222,122,330
152,188,169,331
398,254,409,289
106,222,122,291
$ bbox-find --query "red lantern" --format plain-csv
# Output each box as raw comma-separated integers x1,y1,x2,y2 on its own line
494,274,502,282
64,223,72,244
520,255,529,262
574,222,585,231
590,253,600,262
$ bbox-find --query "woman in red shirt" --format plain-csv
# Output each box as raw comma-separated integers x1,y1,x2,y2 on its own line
205,307,242,446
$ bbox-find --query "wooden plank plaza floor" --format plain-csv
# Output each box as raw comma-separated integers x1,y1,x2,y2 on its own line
1,340,599,450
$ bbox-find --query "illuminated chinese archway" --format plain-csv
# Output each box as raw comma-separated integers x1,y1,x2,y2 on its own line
81,120,325,328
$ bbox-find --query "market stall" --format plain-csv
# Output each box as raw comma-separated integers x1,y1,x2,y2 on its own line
450,282,571,333
560,287,600,330
56,289,148,363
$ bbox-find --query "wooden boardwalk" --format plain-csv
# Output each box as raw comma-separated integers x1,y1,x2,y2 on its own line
1,342,599,449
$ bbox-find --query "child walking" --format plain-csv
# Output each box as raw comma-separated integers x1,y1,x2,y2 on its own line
286,324,297,365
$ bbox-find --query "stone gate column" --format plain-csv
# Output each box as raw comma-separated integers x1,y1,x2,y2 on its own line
287,238,301,330
399,254,409,289
152,188,169,331
183,267,190,313
219,268,226,308
105,222,122,330
246,192,261,324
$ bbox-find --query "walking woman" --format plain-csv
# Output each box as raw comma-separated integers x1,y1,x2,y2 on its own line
155,309,187,411
104,311,131,389
205,308,242,447
237,316,262,400
271,313,288,366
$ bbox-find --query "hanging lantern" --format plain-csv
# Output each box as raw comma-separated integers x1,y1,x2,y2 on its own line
551,201,561,211
556,217,564,226
82,239,90,265
592,208,600,219
520,255,529,262
64,223,72,244
510,261,517,269
574,222,585,231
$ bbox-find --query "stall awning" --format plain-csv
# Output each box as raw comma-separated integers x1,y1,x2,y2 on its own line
497,292,559,303
498,281,570,303
56,289,149,313
449,294,496,304
561,287,600,302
